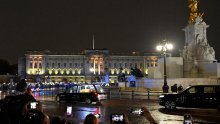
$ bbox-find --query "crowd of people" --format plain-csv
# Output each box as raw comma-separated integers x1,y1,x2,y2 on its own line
162,83,184,93
0,79,50,124
0,79,137,124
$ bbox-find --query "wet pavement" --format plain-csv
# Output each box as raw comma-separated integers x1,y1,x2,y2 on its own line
37,96,220,124
1,90,220,124
39,98,151,124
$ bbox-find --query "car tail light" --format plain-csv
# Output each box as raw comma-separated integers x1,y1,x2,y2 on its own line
94,92,98,96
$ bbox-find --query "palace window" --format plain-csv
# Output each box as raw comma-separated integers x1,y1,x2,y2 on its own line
140,63,143,68
46,63,49,68
114,63,116,68
39,63,42,68
29,62,32,68
135,63,137,67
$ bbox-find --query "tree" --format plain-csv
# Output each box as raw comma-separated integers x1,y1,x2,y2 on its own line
0,59,17,75
9,64,18,75
0,59,10,75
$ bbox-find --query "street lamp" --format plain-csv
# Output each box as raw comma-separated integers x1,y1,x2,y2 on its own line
156,40,173,93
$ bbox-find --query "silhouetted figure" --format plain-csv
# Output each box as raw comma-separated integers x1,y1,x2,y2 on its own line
171,84,177,92
51,116,66,124
178,85,183,92
84,114,98,124
162,83,169,93
0,79,38,124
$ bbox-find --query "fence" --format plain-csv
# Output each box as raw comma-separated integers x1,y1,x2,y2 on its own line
0,87,163,100
108,90,163,100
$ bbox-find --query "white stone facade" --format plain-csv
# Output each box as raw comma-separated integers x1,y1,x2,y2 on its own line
182,17,216,62
19,50,159,83
142,78,219,90
181,17,219,78
148,57,183,79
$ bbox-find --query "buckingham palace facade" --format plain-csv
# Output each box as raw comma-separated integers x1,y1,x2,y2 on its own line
18,49,159,83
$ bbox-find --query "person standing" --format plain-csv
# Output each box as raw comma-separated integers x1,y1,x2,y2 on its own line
83,114,98,124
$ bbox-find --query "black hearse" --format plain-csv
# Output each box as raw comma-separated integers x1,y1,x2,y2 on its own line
159,85,220,110
56,84,107,104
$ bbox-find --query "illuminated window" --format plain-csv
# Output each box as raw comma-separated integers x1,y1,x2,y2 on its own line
80,85,96,93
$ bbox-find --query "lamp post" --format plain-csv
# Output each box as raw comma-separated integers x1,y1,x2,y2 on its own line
36,69,40,83
90,68,94,84
156,40,173,93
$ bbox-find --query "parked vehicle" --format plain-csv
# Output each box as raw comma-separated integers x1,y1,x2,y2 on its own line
159,85,220,110
56,84,107,104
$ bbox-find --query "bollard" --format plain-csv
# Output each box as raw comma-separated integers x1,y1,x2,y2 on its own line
107,91,110,99
132,90,134,100
147,91,150,100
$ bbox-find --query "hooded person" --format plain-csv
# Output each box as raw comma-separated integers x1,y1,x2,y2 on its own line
1,79,36,124
16,79,28,94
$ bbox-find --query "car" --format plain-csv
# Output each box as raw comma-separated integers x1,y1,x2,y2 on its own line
159,85,220,110
56,84,107,104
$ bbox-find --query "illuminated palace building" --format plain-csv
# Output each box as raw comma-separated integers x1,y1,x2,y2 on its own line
18,49,159,83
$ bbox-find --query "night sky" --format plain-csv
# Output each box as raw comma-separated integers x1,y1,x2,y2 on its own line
0,0,219,64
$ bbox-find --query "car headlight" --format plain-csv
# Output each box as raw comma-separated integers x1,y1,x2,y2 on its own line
159,95,165,98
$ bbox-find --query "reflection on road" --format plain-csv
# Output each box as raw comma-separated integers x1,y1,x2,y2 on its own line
1,89,220,124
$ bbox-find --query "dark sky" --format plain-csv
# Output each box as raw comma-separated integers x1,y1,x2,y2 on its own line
0,0,219,64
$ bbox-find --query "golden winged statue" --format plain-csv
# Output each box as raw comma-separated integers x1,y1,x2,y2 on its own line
188,0,203,24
